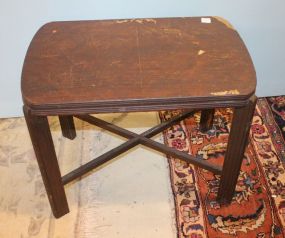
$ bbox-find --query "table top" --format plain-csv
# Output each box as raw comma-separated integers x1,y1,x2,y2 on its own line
21,17,256,113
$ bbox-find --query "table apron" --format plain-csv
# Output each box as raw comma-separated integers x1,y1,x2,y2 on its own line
25,97,253,116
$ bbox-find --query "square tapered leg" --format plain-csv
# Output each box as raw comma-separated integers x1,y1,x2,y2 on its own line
24,107,69,218
217,96,257,203
200,109,215,133
59,116,76,140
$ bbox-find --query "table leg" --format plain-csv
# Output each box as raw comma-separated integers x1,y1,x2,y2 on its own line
217,96,257,204
200,109,215,132
59,116,76,140
24,107,69,218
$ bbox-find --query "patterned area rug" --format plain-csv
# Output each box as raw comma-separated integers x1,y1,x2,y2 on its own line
160,97,285,238
0,112,176,238
1,97,285,237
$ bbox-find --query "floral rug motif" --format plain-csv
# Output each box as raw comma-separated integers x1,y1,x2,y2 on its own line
266,96,285,140
160,97,285,238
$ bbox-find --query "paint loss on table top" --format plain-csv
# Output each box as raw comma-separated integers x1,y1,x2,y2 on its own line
21,17,256,108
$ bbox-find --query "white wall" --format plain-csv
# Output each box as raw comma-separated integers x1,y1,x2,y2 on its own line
0,0,284,118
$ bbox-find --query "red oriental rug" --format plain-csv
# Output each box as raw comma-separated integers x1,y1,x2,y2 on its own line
160,96,285,238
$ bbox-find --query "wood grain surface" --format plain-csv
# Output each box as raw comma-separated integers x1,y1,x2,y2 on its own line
21,17,256,114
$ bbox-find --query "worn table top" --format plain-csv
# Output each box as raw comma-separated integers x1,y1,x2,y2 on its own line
21,17,256,114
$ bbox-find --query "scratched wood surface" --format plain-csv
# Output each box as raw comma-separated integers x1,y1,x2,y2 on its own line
21,17,256,113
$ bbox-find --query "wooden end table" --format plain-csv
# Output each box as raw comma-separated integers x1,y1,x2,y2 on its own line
21,17,256,218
